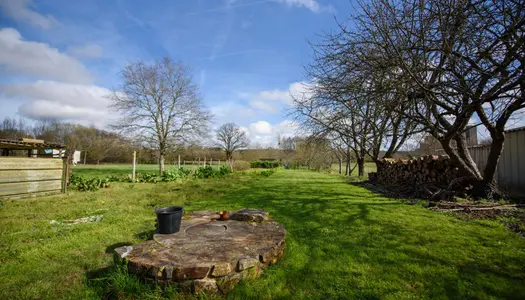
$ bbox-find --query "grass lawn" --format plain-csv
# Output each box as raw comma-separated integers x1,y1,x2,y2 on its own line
1,168,525,299
330,162,377,177
72,163,217,178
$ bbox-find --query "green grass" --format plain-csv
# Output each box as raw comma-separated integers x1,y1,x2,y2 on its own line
72,163,217,178
1,168,525,299
330,162,377,177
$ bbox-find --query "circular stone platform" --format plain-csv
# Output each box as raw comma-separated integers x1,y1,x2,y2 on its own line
114,209,286,294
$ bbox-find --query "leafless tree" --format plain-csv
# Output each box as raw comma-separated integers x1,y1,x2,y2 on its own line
290,37,418,176
215,122,250,160
110,57,213,174
356,0,525,197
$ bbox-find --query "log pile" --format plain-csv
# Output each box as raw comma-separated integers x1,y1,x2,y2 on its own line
368,155,463,199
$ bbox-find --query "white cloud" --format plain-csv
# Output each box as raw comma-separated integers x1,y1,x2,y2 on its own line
0,28,93,83
249,100,276,113
274,0,333,13
276,0,320,12
274,119,299,137
256,81,312,105
246,119,299,147
0,0,59,29
250,121,273,135
17,100,107,121
67,44,103,58
1,80,113,125
246,81,312,113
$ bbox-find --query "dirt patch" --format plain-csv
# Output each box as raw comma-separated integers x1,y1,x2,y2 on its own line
429,202,525,237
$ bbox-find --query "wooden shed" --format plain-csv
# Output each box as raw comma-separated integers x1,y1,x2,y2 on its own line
0,138,68,199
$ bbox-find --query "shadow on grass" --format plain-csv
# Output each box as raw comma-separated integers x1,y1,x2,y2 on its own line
87,171,525,299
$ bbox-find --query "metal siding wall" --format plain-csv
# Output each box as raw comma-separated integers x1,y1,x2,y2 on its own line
518,131,525,189
433,131,524,194
0,157,63,198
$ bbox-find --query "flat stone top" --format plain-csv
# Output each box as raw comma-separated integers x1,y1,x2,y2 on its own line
115,209,286,282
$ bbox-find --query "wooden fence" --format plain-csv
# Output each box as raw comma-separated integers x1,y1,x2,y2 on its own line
0,157,65,199
436,129,525,196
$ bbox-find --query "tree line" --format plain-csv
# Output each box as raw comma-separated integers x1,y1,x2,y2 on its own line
291,0,524,198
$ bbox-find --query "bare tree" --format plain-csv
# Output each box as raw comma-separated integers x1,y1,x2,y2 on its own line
356,0,525,197
216,122,250,160
110,57,213,174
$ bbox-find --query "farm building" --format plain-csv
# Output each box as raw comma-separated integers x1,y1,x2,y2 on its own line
0,138,68,199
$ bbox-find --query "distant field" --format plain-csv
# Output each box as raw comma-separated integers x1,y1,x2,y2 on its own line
73,162,377,179
330,161,376,176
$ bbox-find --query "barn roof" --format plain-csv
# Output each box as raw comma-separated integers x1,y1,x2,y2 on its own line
0,138,65,150
505,126,525,133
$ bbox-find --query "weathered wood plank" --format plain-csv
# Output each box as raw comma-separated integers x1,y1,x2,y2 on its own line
0,180,61,196
0,169,63,183
0,157,62,170
0,190,62,200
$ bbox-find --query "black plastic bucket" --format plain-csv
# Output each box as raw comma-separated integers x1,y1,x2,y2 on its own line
155,206,184,234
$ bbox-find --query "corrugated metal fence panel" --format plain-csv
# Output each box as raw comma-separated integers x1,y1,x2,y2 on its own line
432,130,524,194
0,157,63,198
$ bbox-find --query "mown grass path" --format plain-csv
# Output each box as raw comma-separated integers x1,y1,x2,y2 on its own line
1,169,524,299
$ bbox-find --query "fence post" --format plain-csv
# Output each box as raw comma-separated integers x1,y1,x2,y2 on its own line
132,151,136,182
178,155,180,168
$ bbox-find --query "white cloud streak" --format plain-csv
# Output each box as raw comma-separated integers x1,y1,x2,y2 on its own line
0,0,59,29
67,44,103,58
0,28,93,83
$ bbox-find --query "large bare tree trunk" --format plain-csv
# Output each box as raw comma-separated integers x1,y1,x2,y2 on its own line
483,132,505,183
345,146,351,176
159,153,165,174
357,156,365,177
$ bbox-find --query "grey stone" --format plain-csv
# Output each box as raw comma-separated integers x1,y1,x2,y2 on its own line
194,278,218,294
237,257,259,271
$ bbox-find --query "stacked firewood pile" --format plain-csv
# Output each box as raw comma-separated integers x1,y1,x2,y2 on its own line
368,155,463,199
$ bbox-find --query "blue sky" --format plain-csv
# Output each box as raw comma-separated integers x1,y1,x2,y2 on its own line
0,0,355,146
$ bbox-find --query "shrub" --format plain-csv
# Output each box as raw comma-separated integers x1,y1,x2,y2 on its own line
136,173,158,183
69,174,108,191
231,160,250,171
193,166,217,179
250,161,281,168
218,165,231,176
259,169,275,177
160,167,192,182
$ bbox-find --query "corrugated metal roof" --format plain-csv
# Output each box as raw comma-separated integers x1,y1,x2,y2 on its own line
0,139,65,150
505,126,525,133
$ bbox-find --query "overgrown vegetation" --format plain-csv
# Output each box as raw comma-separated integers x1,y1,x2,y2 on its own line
250,161,281,168
69,167,210,191
259,169,275,177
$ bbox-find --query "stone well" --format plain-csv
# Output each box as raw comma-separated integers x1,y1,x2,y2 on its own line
114,209,286,294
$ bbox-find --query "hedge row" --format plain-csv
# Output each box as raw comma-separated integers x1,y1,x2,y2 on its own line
250,161,281,168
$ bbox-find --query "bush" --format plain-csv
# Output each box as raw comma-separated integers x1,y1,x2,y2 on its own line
218,165,231,176
250,161,281,168
136,173,158,183
231,160,250,171
193,166,217,179
259,169,275,177
69,174,108,191
160,167,192,182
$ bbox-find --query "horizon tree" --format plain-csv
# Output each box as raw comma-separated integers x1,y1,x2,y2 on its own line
216,122,250,161
110,57,213,174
